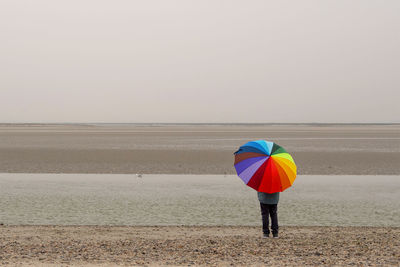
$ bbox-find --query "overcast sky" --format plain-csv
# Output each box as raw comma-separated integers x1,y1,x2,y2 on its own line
1,0,399,123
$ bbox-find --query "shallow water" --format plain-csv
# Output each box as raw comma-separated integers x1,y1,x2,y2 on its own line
0,174,399,226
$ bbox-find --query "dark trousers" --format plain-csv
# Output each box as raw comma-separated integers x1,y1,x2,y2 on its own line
260,203,278,235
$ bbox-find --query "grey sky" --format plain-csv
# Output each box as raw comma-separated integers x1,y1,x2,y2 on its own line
1,0,399,123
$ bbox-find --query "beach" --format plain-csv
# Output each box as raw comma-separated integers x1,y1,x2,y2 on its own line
2,0,400,264
1,124,399,266
1,226,399,266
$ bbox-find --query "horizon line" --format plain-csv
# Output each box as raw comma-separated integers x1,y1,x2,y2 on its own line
1,122,399,126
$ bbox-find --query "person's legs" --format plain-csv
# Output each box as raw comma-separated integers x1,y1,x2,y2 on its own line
269,204,279,236
259,203,270,235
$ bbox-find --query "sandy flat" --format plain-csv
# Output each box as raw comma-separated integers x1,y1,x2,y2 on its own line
0,124,399,266
0,124,399,175
0,225,399,266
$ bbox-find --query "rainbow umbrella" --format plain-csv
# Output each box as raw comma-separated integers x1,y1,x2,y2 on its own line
234,140,297,193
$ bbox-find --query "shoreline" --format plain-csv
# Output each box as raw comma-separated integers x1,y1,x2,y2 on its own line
0,225,399,266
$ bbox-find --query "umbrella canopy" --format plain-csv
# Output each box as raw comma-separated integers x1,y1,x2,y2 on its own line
234,140,297,193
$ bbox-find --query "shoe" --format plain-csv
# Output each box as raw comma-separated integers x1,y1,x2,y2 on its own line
263,233,269,238
272,233,278,238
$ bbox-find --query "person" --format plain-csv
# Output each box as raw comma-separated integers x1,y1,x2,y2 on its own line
258,191,279,238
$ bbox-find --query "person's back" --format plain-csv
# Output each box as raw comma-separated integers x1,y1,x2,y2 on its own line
258,192,279,238
258,192,279,205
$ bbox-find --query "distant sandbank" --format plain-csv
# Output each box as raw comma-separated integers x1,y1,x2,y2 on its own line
0,124,399,175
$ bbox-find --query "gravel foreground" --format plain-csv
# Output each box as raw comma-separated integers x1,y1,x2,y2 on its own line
0,226,399,266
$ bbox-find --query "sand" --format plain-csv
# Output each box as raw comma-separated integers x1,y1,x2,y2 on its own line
0,124,399,175
1,124,399,266
0,225,399,266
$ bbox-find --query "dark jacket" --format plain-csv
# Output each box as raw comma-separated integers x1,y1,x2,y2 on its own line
257,192,280,205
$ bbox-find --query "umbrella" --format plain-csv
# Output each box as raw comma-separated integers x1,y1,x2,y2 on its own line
234,140,297,193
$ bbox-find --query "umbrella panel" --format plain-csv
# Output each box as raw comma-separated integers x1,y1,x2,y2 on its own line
234,152,267,165
246,158,268,190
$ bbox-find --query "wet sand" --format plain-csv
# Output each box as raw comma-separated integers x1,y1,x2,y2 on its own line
0,124,399,175
1,174,399,226
0,226,399,266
